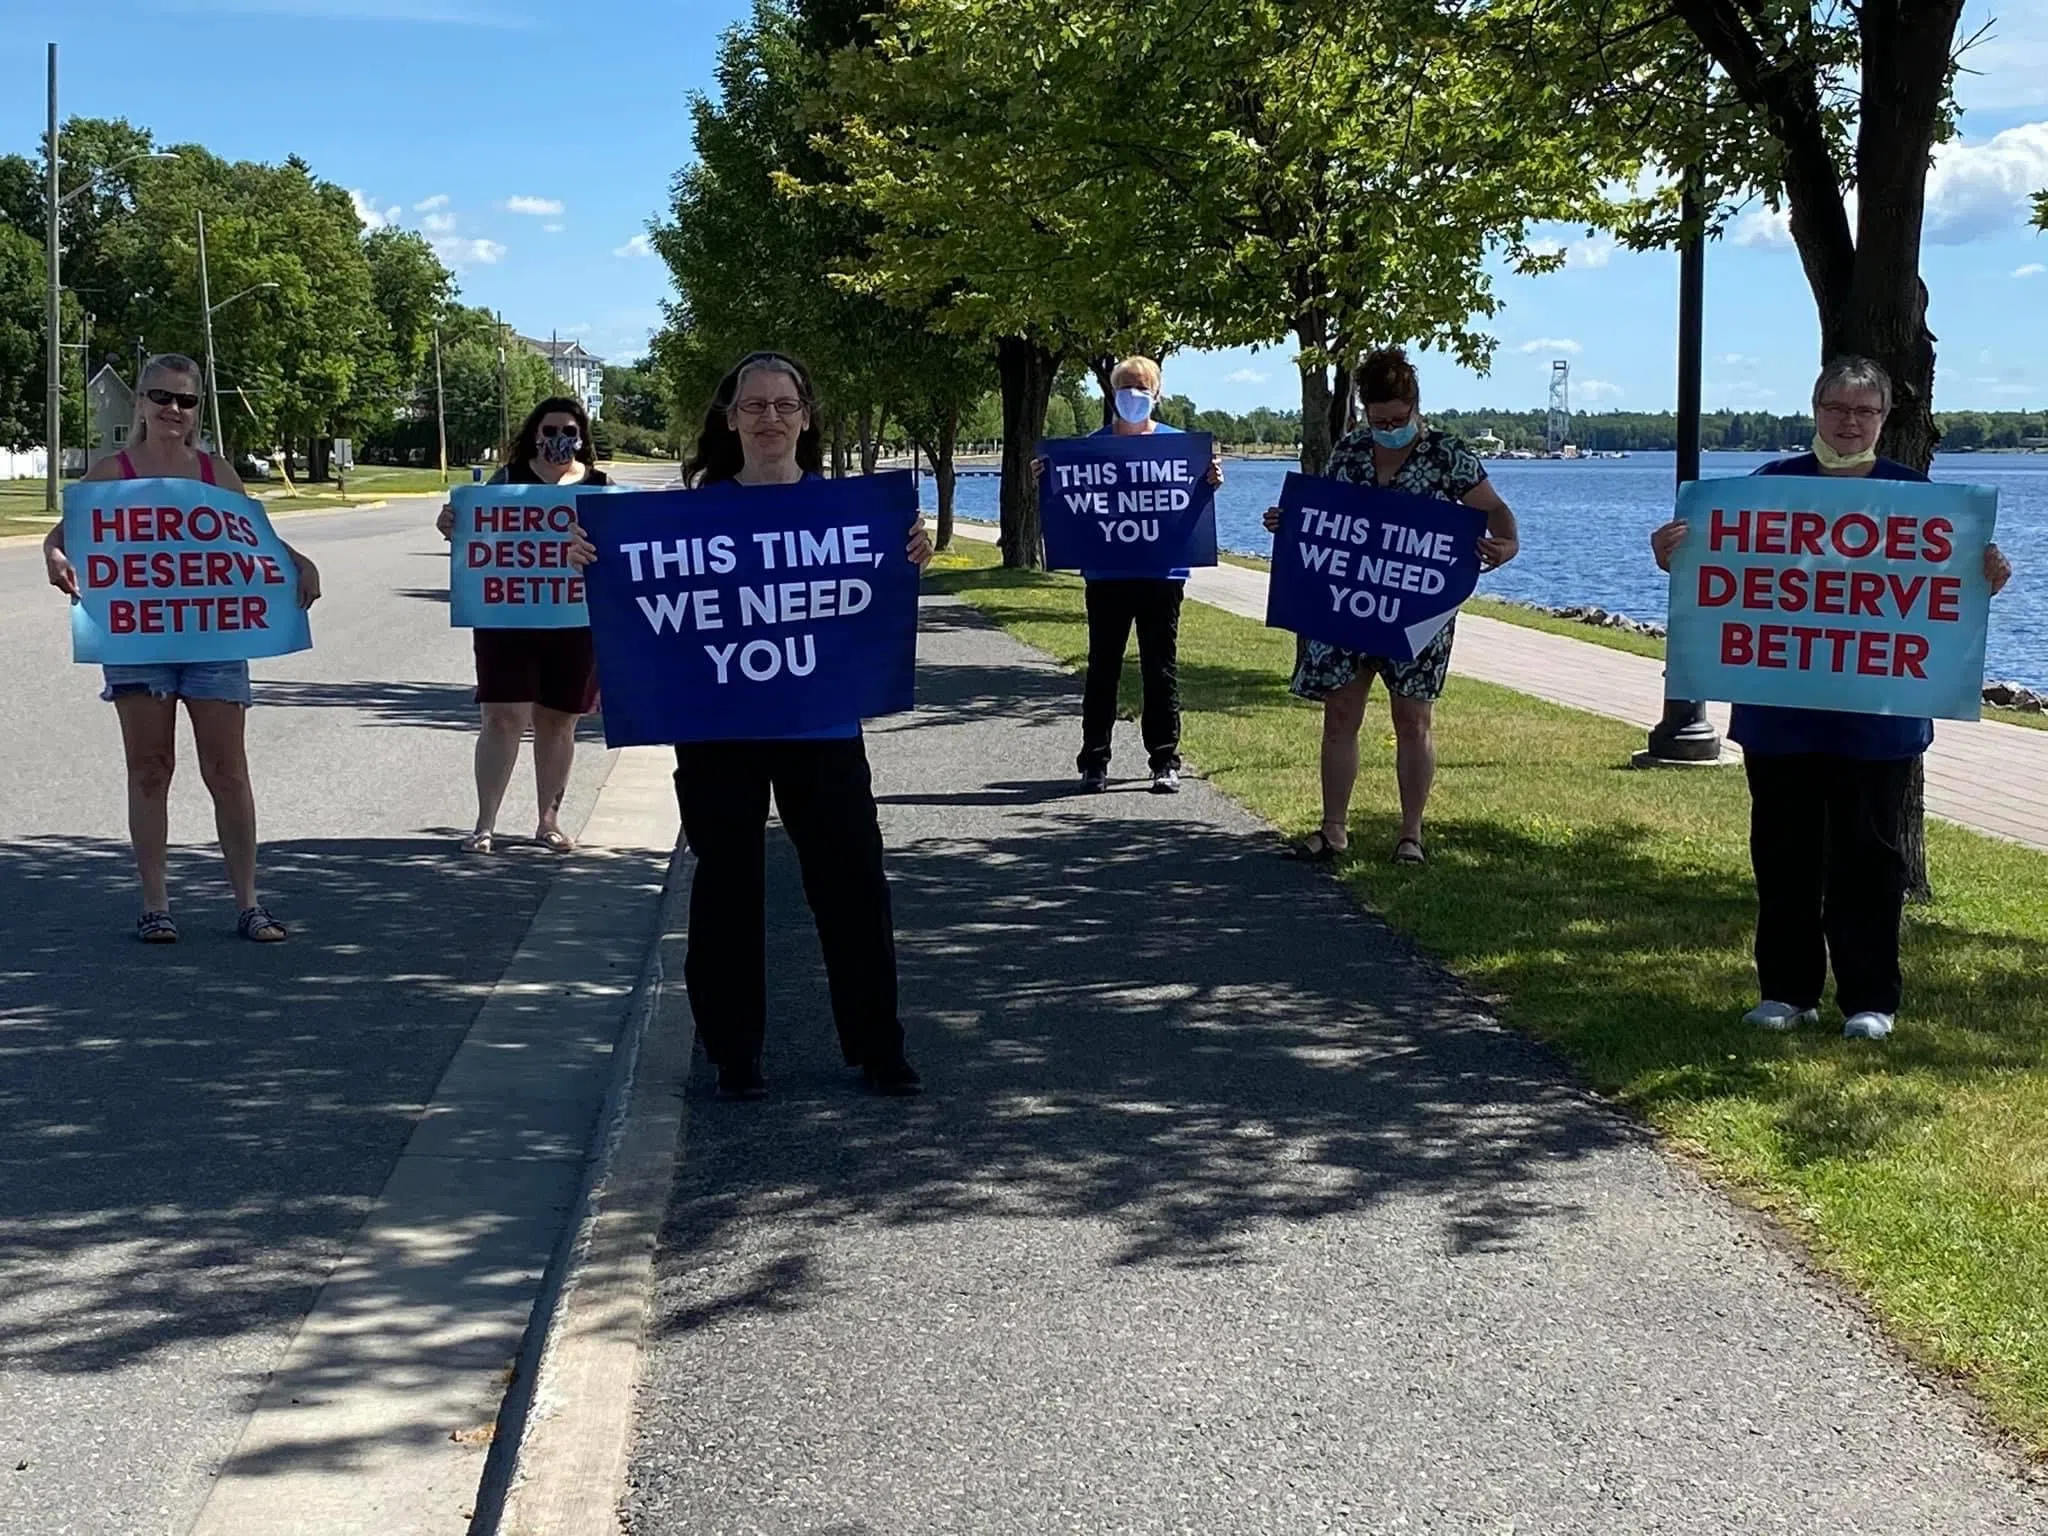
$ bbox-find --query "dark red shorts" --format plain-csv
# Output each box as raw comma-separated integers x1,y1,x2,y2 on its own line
473,627,599,715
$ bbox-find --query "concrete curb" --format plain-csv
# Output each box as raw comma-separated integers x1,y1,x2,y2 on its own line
475,844,696,1536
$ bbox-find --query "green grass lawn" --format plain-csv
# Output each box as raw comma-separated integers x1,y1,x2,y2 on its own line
928,538,2048,1451
0,477,67,538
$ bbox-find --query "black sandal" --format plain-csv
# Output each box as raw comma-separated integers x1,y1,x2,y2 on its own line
1393,837,1427,865
237,904,288,943
137,910,179,944
1283,830,1344,863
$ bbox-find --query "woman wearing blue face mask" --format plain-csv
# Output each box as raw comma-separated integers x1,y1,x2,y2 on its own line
1263,346,1520,865
435,396,609,853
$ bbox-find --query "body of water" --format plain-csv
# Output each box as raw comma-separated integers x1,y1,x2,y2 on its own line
921,449,2048,689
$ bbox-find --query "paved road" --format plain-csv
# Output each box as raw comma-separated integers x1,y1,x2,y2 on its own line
0,498,627,1535
624,595,2047,1534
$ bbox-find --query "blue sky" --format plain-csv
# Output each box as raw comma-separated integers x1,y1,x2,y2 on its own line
6,0,2046,417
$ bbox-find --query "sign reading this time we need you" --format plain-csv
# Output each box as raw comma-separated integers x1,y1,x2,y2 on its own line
62,478,311,664
1264,472,1485,660
1036,432,1218,574
1664,476,1997,720
578,472,922,746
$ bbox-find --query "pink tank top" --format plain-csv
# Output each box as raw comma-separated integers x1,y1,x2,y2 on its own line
114,449,216,484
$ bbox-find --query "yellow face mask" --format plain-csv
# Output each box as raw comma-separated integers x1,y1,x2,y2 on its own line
1811,433,1877,470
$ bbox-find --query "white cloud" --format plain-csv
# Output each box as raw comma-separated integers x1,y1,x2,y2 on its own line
1525,237,1565,261
1517,337,1582,355
1719,353,1761,368
413,193,450,212
1226,368,1268,384
1575,378,1623,403
1569,236,1615,269
1925,121,2048,244
1733,204,1794,248
432,236,506,267
349,189,400,230
614,233,654,259
2017,262,2047,278
506,195,565,216
421,211,457,234
543,222,565,234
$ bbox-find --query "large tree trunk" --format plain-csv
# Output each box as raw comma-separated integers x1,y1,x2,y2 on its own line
1295,312,1335,475
309,434,331,484
1089,355,1117,429
934,405,958,551
862,406,888,475
996,334,1058,569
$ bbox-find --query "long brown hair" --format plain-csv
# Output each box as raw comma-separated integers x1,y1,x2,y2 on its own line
682,351,824,487
510,395,596,471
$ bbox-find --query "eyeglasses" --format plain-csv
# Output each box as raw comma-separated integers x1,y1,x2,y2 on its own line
1365,412,1413,432
145,388,200,410
734,399,807,420
538,424,581,440
1818,403,1883,422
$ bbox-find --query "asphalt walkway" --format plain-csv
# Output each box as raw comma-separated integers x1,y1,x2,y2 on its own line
622,593,2046,1534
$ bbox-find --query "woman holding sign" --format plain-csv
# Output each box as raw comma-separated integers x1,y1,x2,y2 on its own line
436,397,609,854
1651,356,2013,1042
41,353,319,943
569,352,932,1099
1263,347,1519,865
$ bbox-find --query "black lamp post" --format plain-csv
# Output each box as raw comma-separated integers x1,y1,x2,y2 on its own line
1640,165,1725,766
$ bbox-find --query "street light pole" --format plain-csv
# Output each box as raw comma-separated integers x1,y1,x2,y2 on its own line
433,321,449,482
197,210,224,460
44,43,60,513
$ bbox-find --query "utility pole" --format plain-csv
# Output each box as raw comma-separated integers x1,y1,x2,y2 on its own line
496,311,510,459
433,320,449,482
44,43,60,512
76,309,92,468
198,210,223,459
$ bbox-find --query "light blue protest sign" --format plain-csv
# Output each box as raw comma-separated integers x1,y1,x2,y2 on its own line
64,478,311,664
1037,432,1217,574
579,472,922,746
1264,473,1485,660
449,482,626,628
1665,476,1996,721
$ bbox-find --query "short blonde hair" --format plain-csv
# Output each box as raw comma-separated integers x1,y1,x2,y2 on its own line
1110,355,1162,393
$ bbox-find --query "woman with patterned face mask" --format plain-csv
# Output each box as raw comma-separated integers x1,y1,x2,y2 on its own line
1262,346,1521,865
436,396,609,853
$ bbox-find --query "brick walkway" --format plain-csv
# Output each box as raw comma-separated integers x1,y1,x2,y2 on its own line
951,526,2048,853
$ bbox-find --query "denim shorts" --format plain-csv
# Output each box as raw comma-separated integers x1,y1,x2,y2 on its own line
100,660,254,707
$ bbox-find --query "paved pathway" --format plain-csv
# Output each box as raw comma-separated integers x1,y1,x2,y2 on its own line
622,595,2046,1534
0,496,669,1535
952,525,2048,853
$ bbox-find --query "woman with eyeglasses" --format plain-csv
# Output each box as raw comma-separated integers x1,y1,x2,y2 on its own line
569,352,933,1099
436,396,608,853
1652,355,2014,1042
41,352,319,943
1261,346,1520,866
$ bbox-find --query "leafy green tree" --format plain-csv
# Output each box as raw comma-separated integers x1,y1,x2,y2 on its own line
0,223,46,448
601,360,671,434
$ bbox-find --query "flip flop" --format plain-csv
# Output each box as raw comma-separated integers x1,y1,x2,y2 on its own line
1283,830,1344,863
461,830,494,854
1393,837,1427,865
535,827,574,853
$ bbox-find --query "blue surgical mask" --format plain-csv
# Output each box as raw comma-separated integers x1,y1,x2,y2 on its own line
1371,420,1420,450
1113,388,1155,425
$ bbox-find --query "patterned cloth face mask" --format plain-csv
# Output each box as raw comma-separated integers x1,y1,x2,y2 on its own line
538,426,581,465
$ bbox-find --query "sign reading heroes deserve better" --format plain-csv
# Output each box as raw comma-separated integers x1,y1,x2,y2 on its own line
62,478,311,664
1264,473,1485,660
1036,432,1218,573
448,482,623,628
579,472,922,746
1665,476,1997,721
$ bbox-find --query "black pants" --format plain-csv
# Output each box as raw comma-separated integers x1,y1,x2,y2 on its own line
674,738,902,1070
1744,752,1913,1016
1079,578,1182,774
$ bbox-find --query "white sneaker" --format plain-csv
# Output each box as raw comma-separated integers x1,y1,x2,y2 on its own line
1842,1011,1895,1041
1744,1001,1819,1032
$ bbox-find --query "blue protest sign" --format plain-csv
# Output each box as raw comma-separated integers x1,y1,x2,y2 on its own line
1264,473,1485,660
579,472,922,746
448,482,625,628
1037,432,1217,573
1665,476,1996,721
63,478,311,664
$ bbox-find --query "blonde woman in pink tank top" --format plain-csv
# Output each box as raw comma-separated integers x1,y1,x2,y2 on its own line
42,354,320,944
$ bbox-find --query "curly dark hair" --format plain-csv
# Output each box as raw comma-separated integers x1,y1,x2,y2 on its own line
1356,346,1421,408
682,352,823,487
510,396,596,472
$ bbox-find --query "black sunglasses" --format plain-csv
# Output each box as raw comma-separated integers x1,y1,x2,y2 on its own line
538,424,582,440
145,387,201,410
